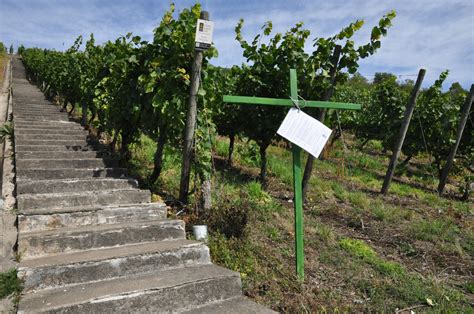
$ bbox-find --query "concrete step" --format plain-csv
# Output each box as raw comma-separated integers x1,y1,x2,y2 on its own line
15,144,98,152
15,139,98,146
17,177,138,195
19,240,209,291
13,109,63,115
15,128,88,136
182,296,275,313
18,219,185,258
16,167,127,180
14,102,56,106
18,264,241,313
16,158,118,170
15,133,87,140
16,150,105,159
13,98,48,103
17,189,151,211
14,116,69,122
13,104,60,109
13,122,83,130
14,112,64,118
18,203,167,231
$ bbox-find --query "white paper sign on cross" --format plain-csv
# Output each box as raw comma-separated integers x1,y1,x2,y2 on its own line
277,108,332,158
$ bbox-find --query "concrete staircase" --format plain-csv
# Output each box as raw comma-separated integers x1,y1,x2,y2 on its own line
12,57,273,313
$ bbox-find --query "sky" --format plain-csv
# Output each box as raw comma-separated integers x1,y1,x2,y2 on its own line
0,0,473,89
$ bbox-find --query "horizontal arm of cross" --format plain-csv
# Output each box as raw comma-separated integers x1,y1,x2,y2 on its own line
223,95,361,110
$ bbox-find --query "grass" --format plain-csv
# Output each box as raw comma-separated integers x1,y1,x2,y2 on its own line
0,269,22,302
127,133,473,312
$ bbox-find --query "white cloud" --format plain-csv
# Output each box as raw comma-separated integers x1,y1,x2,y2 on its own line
1,0,472,88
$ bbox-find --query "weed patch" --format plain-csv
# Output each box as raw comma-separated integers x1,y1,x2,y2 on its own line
0,269,22,301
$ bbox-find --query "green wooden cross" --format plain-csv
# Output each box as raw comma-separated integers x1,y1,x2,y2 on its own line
223,69,361,280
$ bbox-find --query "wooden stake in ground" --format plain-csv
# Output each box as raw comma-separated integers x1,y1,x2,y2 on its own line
179,11,210,206
223,69,361,280
381,69,426,194
302,45,341,201
437,84,474,196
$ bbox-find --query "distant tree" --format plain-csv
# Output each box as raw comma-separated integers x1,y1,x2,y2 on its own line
373,72,397,84
9,44,13,54
17,45,25,55
448,82,466,96
399,79,414,93
0,42,6,53
347,72,370,88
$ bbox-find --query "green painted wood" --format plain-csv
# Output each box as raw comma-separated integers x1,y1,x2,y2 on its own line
223,95,361,110
222,68,361,281
290,69,305,280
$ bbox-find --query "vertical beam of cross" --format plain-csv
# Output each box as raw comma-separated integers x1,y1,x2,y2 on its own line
289,69,305,279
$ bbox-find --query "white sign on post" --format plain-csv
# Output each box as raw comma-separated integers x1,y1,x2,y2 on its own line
277,108,332,158
195,19,214,49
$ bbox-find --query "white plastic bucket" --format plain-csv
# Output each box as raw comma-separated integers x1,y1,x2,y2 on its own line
193,225,208,241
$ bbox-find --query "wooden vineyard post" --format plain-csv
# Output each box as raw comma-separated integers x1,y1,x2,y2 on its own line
223,69,361,280
381,69,426,194
437,84,474,195
179,11,210,206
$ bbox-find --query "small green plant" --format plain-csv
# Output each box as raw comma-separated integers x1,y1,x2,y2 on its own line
235,140,260,167
0,122,13,143
463,281,474,294
214,138,229,158
0,269,22,300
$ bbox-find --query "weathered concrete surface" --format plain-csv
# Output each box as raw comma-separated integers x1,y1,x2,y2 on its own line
16,167,128,180
19,240,210,291
15,128,88,135
13,122,84,130
16,158,119,170
18,265,242,313
15,139,97,146
17,189,151,211
18,203,166,232
15,133,87,140
17,178,138,195
0,211,17,272
18,219,185,258
16,150,104,160
15,144,99,152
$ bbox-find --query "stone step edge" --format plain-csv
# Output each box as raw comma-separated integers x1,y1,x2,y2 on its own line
18,240,210,293
16,177,138,194
18,264,241,313
15,146,101,152
18,218,180,238
18,202,164,216
19,239,205,268
17,177,137,186
15,167,128,179
17,188,150,201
